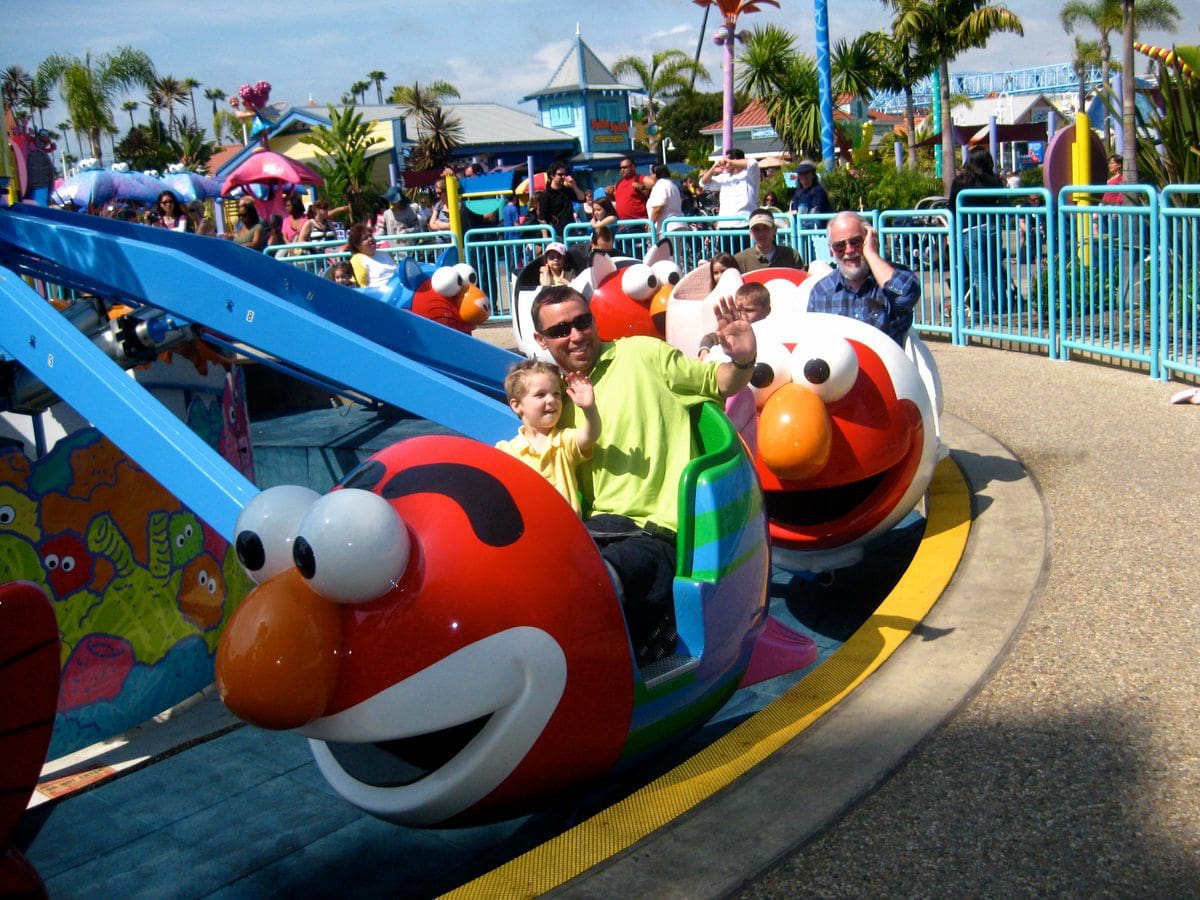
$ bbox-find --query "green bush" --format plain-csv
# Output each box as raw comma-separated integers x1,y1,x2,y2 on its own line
821,159,944,213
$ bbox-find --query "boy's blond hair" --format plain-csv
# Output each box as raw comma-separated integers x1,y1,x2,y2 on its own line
504,359,561,409
734,281,771,311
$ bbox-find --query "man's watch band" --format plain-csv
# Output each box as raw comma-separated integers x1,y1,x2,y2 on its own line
733,357,757,371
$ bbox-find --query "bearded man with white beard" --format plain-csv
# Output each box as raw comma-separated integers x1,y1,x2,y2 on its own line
806,211,920,346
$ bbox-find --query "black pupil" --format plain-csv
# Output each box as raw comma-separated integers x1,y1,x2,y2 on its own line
804,358,831,384
236,531,265,572
294,536,316,579
750,363,774,388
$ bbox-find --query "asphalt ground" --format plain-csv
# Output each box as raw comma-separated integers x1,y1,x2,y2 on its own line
732,343,1200,897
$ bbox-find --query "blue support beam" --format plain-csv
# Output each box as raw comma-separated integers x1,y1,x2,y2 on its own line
0,206,518,445
0,269,256,539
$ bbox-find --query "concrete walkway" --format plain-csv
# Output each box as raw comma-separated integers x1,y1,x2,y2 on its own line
734,344,1200,896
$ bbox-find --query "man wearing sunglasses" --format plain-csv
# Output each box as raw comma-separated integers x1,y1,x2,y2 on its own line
531,285,757,664
536,165,586,236
806,211,920,346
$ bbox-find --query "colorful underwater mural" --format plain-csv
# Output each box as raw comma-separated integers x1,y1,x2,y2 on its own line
0,354,256,759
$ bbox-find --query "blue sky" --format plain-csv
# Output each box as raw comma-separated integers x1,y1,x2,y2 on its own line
3,0,1191,138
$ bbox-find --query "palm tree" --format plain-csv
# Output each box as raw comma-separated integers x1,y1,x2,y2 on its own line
738,25,824,156
387,80,461,121
873,11,940,170
368,70,387,105
1060,0,1179,147
56,120,72,156
349,80,371,106
37,46,156,161
183,77,201,122
409,105,465,171
612,49,710,152
1070,35,1104,113
121,100,139,130
891,0,1024,195
153,75,189,137
144,85,167,142
204,87,226,141
1,66,34,113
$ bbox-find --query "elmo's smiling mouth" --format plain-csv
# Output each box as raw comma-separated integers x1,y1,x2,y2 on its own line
324,715,492,787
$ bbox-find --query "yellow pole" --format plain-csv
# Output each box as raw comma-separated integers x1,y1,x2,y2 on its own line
0,101,15,205
1074,112,1092,263
444,173,464,255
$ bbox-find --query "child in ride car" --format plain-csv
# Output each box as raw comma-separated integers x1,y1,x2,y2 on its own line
496,359,601,515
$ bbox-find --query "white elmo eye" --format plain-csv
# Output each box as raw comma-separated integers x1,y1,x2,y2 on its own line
61,556,76,573
432,266,465,298
747,342,793,409
453,263,478,286
44,553,60,570
790,335,859,402
621,263,658,301
234,485,321,584
292,488,411,605
650,259,681,287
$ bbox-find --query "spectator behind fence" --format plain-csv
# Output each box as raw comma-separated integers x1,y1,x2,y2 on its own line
699,149,761,227
647,164,685,232
537,164,585,236
734,209,806,272
380,186,420,235
949,147,1014,321
613,157,650,223
807,211,919,346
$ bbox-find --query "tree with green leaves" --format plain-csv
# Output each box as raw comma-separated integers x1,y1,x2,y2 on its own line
368,70,387,105
349,80,371,106
876,0,941,171
657,88,737,167
891,0,1023,195
38,46,156,161
153,75,189,138
1070,35,1104,113
121,100,138,130
388,80,460,119
1060,0,1179,148
1,66,34,113
300,105,383,221
388,81,463,170
183,77,201,122
204,87,226,140
738,25,825,157
612,49,710,152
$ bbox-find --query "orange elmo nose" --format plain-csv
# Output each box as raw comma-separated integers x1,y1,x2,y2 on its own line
216,570,342,730
757,384,832,481
458,284,491,326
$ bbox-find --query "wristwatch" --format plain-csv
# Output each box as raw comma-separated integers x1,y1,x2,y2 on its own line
733,357,756,371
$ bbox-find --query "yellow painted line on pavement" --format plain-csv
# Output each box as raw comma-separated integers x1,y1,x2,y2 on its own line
446,457,971,899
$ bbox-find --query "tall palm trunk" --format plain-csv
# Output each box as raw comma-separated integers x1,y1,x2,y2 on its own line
939,60,955,196
904,86,918,170
1120,1,1137,182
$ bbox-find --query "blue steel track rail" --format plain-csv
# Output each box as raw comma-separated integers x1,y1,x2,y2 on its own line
0,204,520,539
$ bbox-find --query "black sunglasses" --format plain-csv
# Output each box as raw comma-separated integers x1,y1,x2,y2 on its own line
830,235,865,253
539,312,594,339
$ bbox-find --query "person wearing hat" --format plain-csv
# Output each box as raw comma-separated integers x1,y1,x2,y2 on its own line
734,209,806,273
380,185,420,235
538,241,576,287
789,160,831,218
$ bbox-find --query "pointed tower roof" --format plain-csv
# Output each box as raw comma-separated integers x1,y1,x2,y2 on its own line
523,27,634,100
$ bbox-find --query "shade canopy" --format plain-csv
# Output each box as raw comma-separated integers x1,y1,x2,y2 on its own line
220,149,324,196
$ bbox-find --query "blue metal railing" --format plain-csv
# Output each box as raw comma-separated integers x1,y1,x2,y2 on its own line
262,188,1197,383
